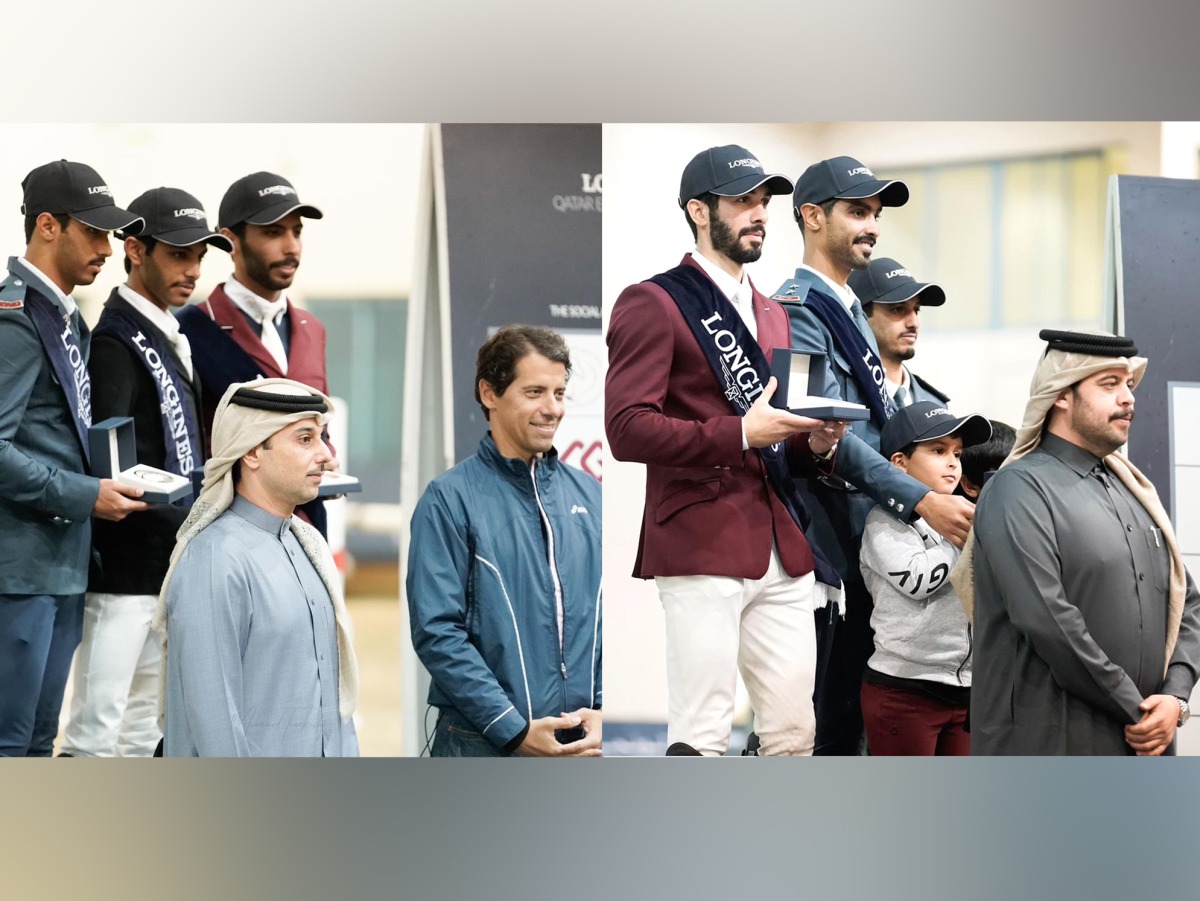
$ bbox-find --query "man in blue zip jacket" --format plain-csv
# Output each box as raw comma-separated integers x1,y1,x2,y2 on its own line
771,157,975,755
407,325,602,756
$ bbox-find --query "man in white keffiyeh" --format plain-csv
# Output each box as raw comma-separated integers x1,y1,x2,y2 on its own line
955,329,1200,755
156,378,359,756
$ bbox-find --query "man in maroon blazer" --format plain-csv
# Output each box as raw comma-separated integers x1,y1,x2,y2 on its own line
177,172,335,533
606,145,846,756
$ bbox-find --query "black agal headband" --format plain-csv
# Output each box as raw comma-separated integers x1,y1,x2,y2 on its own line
230,386,329,415
1039,329,1139,358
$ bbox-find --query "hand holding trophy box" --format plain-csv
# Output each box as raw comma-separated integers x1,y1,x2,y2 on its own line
88,417,195,504
769,349,871,421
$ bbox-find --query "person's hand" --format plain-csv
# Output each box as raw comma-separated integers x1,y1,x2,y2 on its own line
92,479,149,522
915,491,975,547
744,377,830,449
1125,695,1180,756
807,421,848,457
557,708,603,757
516,713,587,757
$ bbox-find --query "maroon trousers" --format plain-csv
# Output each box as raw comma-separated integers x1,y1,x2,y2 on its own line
860,680,969,756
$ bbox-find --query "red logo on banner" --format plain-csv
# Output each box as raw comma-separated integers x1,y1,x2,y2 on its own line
561,440,603,482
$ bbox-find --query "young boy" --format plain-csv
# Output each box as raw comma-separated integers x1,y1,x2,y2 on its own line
956,419,1016,502
859,402,992,755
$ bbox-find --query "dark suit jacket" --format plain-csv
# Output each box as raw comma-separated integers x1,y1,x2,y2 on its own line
89,289,203,595
0,260,100,595
605,255,823,581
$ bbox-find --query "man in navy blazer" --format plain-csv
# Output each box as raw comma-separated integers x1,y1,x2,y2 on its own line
771,157,975,755
0,160,148,756
606,145,845,757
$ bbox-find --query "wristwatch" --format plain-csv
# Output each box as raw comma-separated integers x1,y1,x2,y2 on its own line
1177,697,1190,728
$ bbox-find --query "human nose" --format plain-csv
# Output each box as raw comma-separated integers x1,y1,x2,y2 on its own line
282,230,301,256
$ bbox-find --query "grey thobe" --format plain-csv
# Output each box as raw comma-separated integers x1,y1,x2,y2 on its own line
164,496,358,757
971,432,1200,755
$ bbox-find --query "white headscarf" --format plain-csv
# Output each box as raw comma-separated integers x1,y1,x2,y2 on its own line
155,378,359,722
951,332,1186,673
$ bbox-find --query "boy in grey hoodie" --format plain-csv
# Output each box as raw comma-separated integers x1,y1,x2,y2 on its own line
859,402,991,755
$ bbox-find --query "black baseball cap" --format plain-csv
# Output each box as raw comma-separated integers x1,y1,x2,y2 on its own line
218,172,323,229
21,160,143,235
678,145,794,208
121,187,233,252
848,257,946,307
793,155,909,210
880,401,992,458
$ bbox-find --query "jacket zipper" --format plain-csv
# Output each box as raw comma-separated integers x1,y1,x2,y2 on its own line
530,460,568,688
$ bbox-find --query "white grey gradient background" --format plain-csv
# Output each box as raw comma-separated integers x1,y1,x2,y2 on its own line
6,1,1200,900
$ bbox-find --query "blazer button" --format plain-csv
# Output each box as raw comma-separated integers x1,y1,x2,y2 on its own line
896,504,904,513
887,498,895,507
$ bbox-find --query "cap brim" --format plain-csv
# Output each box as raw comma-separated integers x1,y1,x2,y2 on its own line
245,202,324,225
917,413,992,448
72,207,144,235
836,178,910,207
155,228,236,253
712,173,794,198
871,281,946,307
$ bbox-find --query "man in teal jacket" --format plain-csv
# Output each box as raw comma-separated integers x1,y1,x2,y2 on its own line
0,160,148,756
407,325,602,756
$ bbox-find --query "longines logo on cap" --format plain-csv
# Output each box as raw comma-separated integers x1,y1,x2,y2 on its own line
727,159,762,169
885,268,911,279
257,185,295,198
173,208,205,219
88,185,113,197
923,408,952,420
847,167,874,177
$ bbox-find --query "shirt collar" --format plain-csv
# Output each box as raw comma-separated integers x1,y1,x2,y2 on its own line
224,275,288,325
230,494,292,539
16,256,77,317
798,263,857,311
117,283,182,339
690,250,745,304
1039,431,1104,477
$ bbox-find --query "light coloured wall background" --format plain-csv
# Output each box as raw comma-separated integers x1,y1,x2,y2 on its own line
603,121,1200,729
0,123,425,325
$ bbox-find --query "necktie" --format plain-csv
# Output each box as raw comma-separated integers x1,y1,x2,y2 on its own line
258,309,288,375
849,299,871,338
893,384,908,408
172,332,194,381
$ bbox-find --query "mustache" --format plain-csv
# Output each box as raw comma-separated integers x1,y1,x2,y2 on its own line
271,257,300,269
1111,411,1135,422
739,226,766,239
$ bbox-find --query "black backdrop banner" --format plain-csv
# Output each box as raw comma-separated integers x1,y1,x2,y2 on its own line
441,124,603,477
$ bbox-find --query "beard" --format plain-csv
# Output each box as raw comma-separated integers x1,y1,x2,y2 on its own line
710,212,764,265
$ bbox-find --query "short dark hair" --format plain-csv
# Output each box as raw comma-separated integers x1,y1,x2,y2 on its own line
475,324,571,420
226,221,248,243
683,192,721,241
123,235,159,274
24,212,71,244
961,420,1016,486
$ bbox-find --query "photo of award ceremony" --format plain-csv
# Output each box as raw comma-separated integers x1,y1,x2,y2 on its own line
0,123,602,760
602,121,1200,758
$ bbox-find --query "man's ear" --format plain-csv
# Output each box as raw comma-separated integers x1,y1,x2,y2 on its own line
479,379,499,413
686,197,711,233
959,474,981,499
890,451,908,471
241,444,264,474
797,202,824,234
